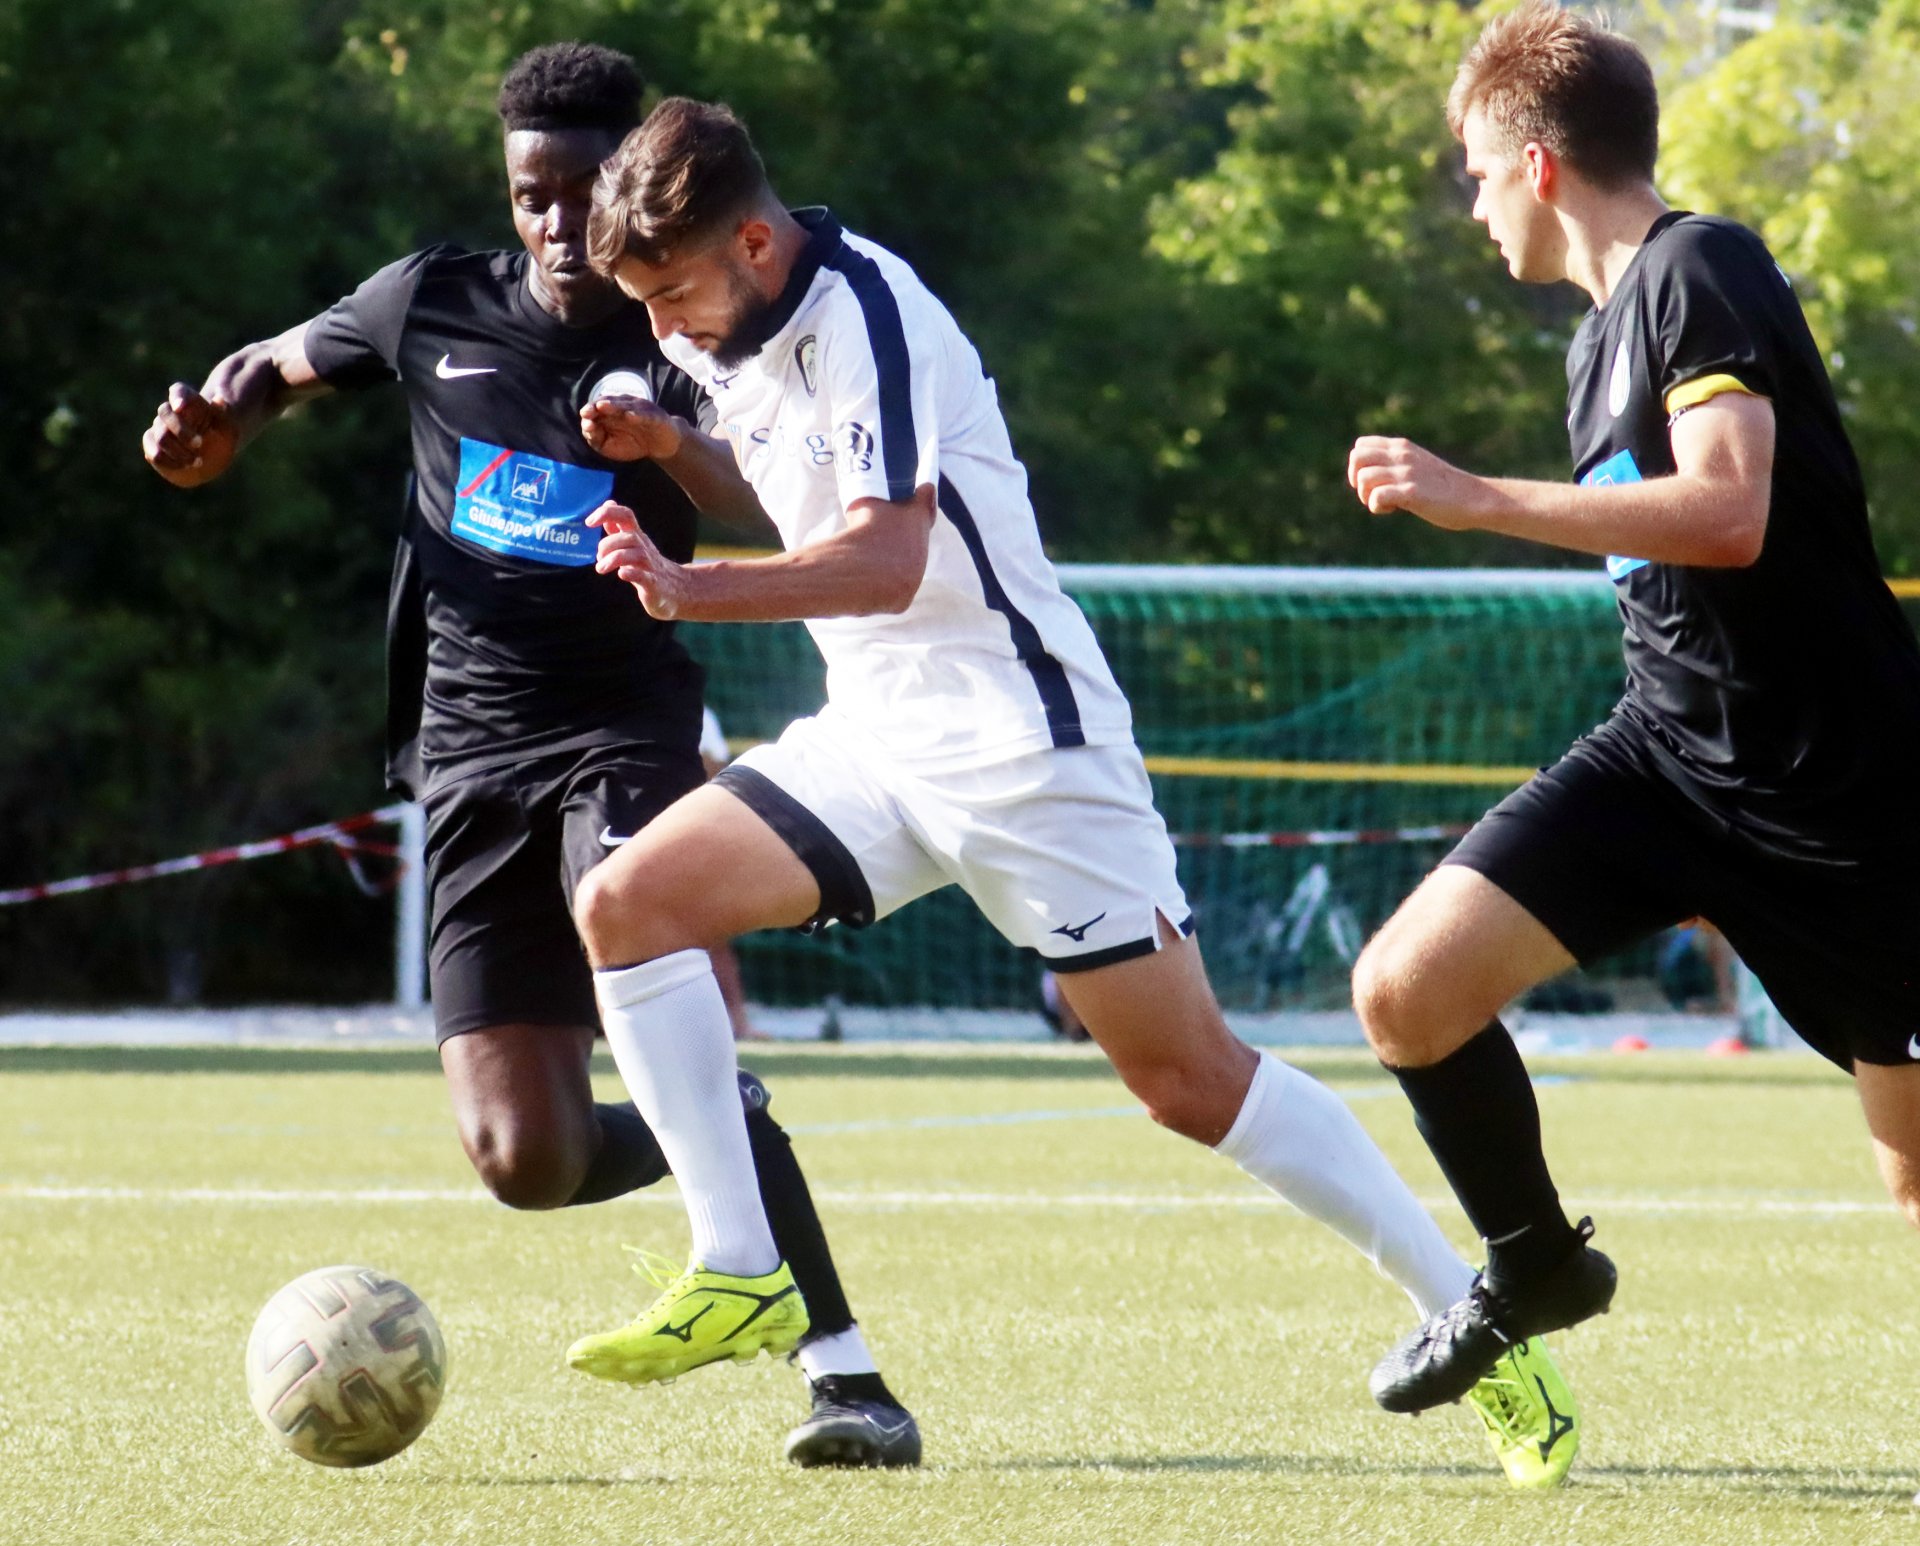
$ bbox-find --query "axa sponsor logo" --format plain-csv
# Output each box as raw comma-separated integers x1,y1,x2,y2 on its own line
509,464,551,504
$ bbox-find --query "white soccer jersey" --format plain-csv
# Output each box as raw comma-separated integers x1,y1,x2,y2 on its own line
662,209,1134,772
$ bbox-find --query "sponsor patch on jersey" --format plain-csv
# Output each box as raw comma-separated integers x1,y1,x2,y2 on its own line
1582,448,1649,581
449,437,613,567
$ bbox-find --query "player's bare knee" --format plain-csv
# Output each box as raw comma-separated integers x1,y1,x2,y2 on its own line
466,1130,583,1211
1351,931,1422,1054
1120,1055,1242,1145
573,861,674,962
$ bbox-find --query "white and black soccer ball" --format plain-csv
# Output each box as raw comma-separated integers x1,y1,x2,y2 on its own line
244,1265,447,1468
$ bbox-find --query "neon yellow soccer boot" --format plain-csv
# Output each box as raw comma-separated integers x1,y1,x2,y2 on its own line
1463,1336,1579,1489
566,1250,809,1385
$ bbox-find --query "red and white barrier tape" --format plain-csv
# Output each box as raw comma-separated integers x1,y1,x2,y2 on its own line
1171,823,1471,849
0,805,410,908
0,807,1465,910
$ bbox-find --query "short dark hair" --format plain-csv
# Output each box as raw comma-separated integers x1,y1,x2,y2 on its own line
587,98,771,272
497,42,644,134
1447,2,1658,190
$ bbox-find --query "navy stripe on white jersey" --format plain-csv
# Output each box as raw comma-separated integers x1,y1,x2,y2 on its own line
823,243,919,504
937,473,1086,748
665,208,1133,771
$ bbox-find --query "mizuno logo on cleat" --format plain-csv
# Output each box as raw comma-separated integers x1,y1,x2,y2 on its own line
1051,912,1106,944
656,1303,715,1343
1533,1376,1574,1459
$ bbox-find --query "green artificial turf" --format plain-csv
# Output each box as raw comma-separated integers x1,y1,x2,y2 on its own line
1,1043,1913,1545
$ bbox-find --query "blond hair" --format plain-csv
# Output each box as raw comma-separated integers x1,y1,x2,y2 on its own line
1447,2,1658,188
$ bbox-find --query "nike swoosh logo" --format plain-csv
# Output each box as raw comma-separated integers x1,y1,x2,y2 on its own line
435,354,497,379
598,827,634,847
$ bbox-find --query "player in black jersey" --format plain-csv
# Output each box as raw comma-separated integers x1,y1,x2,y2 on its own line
1344,1,1920,1413
139,42,919,1468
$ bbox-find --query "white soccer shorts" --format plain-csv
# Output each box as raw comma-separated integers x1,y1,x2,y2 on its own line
712,712,1191,971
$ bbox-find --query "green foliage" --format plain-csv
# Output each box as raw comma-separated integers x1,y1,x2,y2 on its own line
0,0,416,1001
1660,2,1920,569
1144,0,1580,564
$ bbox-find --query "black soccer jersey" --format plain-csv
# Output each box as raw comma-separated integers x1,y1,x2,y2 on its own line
304,246,715,795
1564,211,1920,860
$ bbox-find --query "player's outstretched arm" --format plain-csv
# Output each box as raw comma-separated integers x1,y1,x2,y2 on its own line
1347,393,1773,567
142,320,334,489
589,485,933,622
580,395,771,534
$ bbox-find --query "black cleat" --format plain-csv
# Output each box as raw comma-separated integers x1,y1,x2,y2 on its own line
784,1376,922,1468
1370,1217,1617,1414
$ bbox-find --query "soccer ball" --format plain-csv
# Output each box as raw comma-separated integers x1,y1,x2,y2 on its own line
244,1265,448,1468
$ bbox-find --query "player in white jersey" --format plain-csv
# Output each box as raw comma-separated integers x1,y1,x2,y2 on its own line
556,97,1579,1486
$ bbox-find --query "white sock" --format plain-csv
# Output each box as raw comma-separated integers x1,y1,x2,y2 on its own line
1215,1050,1474,1321
798,1325,879,1380
595,949,779,1277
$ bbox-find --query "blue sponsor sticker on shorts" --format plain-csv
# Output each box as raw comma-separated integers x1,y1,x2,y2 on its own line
1581,448,1649,581
450,437,613,567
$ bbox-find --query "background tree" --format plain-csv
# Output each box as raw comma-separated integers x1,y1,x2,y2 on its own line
1143,0,1582,565
1659,0,1920,570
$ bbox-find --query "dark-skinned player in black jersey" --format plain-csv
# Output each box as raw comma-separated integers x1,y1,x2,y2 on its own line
1344,1,1920,1414
139,42,918,1469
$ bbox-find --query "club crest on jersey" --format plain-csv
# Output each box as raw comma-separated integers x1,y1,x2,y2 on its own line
795,335,819,397
587,369,653,404
1608,339,1632,417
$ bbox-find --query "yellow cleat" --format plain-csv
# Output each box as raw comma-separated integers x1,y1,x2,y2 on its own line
566,1249,809,1386
1463,1336,1579,1489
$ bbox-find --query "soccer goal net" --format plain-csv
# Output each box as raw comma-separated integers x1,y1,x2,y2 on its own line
682,565,1690,1022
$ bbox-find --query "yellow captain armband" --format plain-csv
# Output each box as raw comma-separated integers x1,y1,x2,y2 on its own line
1664,373,1763,420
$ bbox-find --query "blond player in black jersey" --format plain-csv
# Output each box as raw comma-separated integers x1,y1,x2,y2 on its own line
1347,1,1920,1413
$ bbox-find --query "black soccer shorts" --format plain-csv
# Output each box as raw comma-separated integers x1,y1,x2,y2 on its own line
421,741,705,1043
1442,717,1920,1072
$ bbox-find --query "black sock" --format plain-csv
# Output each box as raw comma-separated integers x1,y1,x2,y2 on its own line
808,1369,903,1408
1388,1020,1578,1288
565,1101,671,1207
745,1104,855,1338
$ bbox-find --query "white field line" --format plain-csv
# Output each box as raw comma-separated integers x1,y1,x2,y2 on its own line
786,1078,1559,1135
3,1078,1879,1216
0,1182,1895,1218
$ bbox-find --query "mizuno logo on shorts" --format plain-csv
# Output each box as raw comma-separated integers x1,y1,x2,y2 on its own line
1051,911,1106,944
